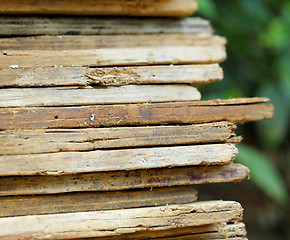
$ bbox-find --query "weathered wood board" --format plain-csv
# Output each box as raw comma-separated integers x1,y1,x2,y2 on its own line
0,46,226,68
0,0,198,17
0,186,197,218
0,85,201,107
0,34,226,51
0,122,239,155
0,164,249,196
0,64,223,87
0,201,243,239
0,143,237,176
85,222,246,240
0,17,212,36
0,98,273,130
86,64,223,86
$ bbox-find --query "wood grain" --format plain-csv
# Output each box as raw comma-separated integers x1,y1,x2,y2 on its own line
0,201,243,239
87,222,246,240
0,122,239,155
0,186,197,217
0,0,198,17
0,98,273,130
0,46,226,68
0,143,237,176
0,34,226,51
0,17,212,36
86,64,223,86
0,64,223,87
0,85,201,107
0,164,249,196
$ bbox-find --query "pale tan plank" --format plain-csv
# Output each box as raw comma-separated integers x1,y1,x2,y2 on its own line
88,223,227,240
0,201,243,239
76,223,247,240
0,143,237,176
0,34,226,51
78,222,246,239
0,85,201,107
0,122,238,155
0,186,197,217
0,64,223,87
0,164,249,196
0,0,198,17
0,46,226,68
86,64,223,86
0,99,273,130
0,17,212,36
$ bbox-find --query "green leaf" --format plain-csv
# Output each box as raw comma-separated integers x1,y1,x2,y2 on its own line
197,0,218,19
236,144,288,205
259,18,289,50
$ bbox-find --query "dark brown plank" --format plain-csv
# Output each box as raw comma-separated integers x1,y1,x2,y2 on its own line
0,163,249,196
0,186,197,217
0,98,273,130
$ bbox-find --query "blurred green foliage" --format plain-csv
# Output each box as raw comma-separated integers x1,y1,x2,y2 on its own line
197,0,289,205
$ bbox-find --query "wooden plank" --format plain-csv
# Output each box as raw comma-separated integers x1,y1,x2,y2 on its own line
0,143,237,176
0,99,274,130
0,164,249,196
0,85,201,108
0,122,239,155
0,186,197,218
0,0,198,17
0,34,226,51
87,64,223,86
0,64,223,88
96,222,247,240
0,46,226,68
0,201,243,239
0,17,212,36
85,223,228,240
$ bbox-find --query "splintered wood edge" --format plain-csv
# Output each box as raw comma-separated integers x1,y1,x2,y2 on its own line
88,222,246,240
0,201,243,239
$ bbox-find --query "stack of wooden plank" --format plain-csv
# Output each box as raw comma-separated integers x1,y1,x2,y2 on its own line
0,0,273,239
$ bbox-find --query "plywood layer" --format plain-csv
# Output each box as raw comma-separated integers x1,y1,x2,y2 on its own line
0,46,226,68
0,17,212,36
0,34,226,51
0,0,198,17
0,186,197,217
0,143,237,176
0,85,201,107
87,222,246,240
0,98,273,130
0,122,239,155
0,164,249,196
0,64,223,87
0,201,243,239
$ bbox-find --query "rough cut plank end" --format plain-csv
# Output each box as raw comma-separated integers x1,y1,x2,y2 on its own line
0,201,243,239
